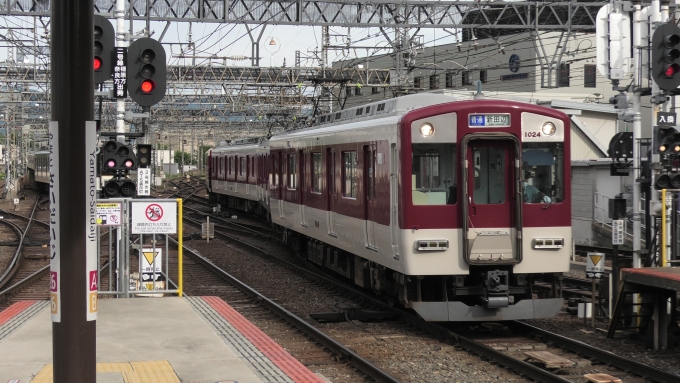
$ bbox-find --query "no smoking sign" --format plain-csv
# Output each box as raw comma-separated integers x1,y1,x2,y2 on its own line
131,201,177,234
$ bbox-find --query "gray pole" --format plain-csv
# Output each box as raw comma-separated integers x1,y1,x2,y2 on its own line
51,0,97,381
632,4,642,270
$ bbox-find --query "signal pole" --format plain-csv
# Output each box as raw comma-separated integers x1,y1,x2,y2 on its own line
632,3,643,270
51,0,96,381
116,0,126,143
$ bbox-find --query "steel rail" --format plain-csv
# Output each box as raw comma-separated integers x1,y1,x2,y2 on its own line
180,216,575,382
184,176,675,382
510,321,680,383
183,205,270,237
168,235,400,383
0,264,49,304
0,198,40,291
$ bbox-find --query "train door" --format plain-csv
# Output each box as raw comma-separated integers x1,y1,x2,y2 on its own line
364,145,377,249
463,135,522,265
390,144,399,257
273,152,284,219
299,150,308,227
245,155,250,196
327,147,337,236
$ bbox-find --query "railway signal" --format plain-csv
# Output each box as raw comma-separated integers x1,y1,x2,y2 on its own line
653,125,680,154
103,176,137,198
652,23,680,90
127,38,166,107
101,140,138,175
93,15,115,86
136,144,152,168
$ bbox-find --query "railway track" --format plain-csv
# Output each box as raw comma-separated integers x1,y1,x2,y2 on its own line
169,238,399,383
0,195,50,311
0,194,114,311
162,180,680,382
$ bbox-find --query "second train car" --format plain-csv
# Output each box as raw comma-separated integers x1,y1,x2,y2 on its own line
207,92,571,321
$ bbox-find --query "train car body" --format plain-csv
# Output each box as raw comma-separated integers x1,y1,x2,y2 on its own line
207,138,270,216
27,150,50,186
209,92,571,321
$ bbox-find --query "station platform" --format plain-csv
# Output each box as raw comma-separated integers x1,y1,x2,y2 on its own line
0,296,328,383
607,267,680,351
621,267,680,291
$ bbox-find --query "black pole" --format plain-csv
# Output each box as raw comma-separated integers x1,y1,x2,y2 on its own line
645,184,652,249
612,244,619,307
51,1,96,382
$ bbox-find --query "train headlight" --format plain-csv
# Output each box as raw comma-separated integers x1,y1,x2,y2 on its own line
541,122,556,136
420,123,435,137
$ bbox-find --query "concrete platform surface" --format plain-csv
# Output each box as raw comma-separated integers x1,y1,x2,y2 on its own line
0,296,325,383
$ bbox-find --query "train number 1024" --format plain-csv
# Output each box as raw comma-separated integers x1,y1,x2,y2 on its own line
524,131,541,138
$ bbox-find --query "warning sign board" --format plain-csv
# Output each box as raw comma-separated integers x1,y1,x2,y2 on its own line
612,219,625,245
131,201,177,234
140,248,162,274
138,168,151,196
96,202,122,226
586,252,606,278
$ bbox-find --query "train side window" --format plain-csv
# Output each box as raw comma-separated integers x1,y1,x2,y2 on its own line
522,143,564,204
342,151,357,198
240,157,245,176
288,153,297,190
412,143,456,205
230,157,235,175
312,152,322,193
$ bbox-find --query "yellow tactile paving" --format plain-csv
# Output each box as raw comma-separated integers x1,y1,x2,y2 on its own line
30,360,181,383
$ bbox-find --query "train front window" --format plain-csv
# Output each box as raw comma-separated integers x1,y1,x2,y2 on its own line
411,143,456,205
522,143,564,204
472,146,506,205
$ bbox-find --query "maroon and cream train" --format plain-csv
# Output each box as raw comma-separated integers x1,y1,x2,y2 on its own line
207,92,571,321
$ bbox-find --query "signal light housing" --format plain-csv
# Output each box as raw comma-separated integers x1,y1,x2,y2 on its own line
100,140,138,175
652,23,680,90
127,38,166,107
103,176,137,198
136,144,153,168
653,126,680,155
93,15,115,85
656,174,672,190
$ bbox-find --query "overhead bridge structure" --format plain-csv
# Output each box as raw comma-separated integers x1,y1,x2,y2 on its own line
0,1,602,30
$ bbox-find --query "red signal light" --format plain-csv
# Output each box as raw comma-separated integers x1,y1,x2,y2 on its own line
665,63,680,78
124,159,134,168
141,79,155,93
106,159,116,168
94,57,103,71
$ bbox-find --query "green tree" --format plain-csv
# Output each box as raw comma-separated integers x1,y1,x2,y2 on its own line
174,151,191,165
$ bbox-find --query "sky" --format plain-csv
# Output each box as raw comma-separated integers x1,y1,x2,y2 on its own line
1,16,461,69
160,22,460,68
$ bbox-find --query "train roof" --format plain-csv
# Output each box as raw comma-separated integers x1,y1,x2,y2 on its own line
210,136,270,155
